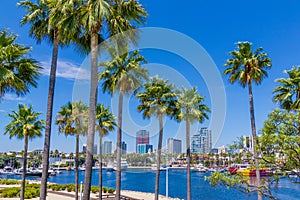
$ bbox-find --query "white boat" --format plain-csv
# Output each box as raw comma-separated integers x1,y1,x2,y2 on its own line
0,166,15,175
113,158,128,171
151,164,167,171
194,164,208,173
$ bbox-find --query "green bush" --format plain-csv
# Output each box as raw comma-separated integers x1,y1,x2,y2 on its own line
0,179,24,185
0,187,20,198
102,186,108,193
91,186,99,193
66,184,75,192
108,188,115,194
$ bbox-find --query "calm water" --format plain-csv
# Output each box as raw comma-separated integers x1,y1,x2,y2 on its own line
2,169,300,200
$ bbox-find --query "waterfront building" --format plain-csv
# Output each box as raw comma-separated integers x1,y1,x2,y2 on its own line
218,145,228,154
167,138,182,154
137,144,153,154
136,130,149,153
191,127,212,154
211,148,218,154
103,141,112,155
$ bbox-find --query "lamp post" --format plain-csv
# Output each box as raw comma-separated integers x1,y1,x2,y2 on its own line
166,151,168,198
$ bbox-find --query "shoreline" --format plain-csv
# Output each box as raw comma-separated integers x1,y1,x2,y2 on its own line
0,182,180,200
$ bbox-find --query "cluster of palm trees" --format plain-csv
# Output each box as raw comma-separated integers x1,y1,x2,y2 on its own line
5,1,299,200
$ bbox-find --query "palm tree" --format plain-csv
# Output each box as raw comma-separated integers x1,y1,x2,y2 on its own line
177,87,210,200
46,1,147,198
273,66,300,111
136,76,179,200
100,50,147,199
224,42,272,200
4,104,45,200
0,30,41,98
18,1,74,198
56,101,88,200
95,104,116,200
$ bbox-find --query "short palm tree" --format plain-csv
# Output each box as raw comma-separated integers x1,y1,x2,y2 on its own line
224,42,271,200
4,104,45,200
273,66,300,111
0,30,41,98
100,49,147,198
56,101,88,200
18,1,75,197
177,87,210,200
136,76,179,200
96,104,116,200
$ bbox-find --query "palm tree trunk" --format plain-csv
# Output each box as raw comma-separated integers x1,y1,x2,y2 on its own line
116,91,124,200
75,133,79,200
186,119,191,200
83,31,99,200
20,136,28,200
155,114,163,200
99,134,103,200
248,80,262,200
40,30,59,200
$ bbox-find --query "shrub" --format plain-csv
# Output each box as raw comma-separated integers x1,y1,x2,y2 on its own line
0,179,24,185
102,186,108,193
91,186,99,193
0,187,20,198
108,188,115,194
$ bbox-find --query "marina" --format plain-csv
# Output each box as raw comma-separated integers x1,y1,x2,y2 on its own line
1,167,300,200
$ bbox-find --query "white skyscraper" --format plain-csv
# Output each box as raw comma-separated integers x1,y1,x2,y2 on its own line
191,127,212,154
167,138,182,154
103,141,112,155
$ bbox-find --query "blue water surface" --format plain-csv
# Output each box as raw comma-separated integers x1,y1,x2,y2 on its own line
1,169,300,200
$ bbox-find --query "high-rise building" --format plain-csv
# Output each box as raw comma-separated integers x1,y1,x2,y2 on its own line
103,141,112,155
121,141,127,154
82,144,87,153
136,130,149,153
191,127,212,154
167,138,182,154
137,144,153,154
93,144,98,155
82,144,98,155
243,135,253,153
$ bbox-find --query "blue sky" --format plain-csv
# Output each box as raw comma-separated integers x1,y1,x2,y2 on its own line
1,0,300,153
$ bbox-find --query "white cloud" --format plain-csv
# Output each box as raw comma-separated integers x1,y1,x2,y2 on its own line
41,60,90,80
0,109,6,113
3,94,26,101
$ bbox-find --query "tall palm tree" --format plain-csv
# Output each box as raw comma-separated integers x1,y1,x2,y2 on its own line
177,87,210,200
224,42,272,200
0,29,41,98
18,1,74,198
47,1,147,198
136,76,179,200
95,104,116,200
4,104,45,200
56,101,88,200
100,49,147,199
273,66,300,111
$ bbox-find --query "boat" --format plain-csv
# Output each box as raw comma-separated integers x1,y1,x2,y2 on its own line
241,167,268,177
228,164,250,175
113,158,128,171
193,164,208,173
151,164,168,171
0,166,15,175
79,165,86,171
14,168,43,177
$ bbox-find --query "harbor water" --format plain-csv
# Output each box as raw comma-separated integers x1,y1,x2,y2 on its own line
1,168,300,200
